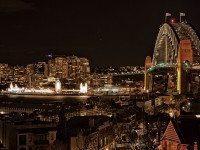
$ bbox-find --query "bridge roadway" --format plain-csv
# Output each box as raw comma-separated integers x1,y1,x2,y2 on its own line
148,63,200,74
112,72,143,76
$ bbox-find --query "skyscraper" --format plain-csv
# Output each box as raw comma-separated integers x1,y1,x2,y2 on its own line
55,57,68,79
66,56,90,83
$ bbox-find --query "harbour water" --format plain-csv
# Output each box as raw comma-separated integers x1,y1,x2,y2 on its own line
0,94,90,114
1,94,90,102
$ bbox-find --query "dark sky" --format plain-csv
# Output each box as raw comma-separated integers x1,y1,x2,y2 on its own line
0,0,200,66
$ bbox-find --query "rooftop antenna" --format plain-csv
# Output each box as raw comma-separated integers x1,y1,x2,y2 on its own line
180,12,185,22
165,13,171,23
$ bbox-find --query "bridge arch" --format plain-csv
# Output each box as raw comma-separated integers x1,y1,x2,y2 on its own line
152,22,200,65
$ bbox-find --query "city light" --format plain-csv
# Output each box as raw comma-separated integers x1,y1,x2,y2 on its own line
6,82,54,94
196,115,200,118
169,112,174,118
0,111,5,115
4,81,91,95
7,82,24,93
55,79,62,93
80,83,88,94
0,10,199,150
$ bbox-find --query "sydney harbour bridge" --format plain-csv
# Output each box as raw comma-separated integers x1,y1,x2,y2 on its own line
144,15,200,95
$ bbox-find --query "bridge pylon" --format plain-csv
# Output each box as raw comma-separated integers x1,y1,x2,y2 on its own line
144,56,152,91
177,40,193,94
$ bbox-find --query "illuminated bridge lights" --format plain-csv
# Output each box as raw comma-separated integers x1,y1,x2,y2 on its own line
153,22,200,65
191,64,200,70
147,62,200,75
148,63,176,73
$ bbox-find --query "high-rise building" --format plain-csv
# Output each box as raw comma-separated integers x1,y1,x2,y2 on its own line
48,57,68,79
26,64,34,76
0,63,13,83
67,55,80,80
0,64,9,78
26,64,35,87
13,66,26,86
34,62,48,77
79,57,90,80
66,55,90,83
27,62,48,87
55,57,68,79
48,59,56,77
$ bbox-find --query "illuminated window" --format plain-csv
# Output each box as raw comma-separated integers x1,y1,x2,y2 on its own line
100,139,103,147
104,137,107,145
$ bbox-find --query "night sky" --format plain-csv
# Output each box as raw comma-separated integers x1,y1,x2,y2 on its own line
0,0,200,67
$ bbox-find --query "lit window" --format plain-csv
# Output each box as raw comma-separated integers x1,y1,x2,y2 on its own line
100,139,103,147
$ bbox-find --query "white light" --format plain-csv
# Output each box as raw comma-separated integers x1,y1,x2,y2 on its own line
7,82,24,93
55,79,62,93
169,112,174,118
196,115,200,118
80,83,87,94
0,111,5,114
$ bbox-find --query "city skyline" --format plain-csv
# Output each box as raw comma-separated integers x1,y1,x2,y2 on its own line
0,0,200,66
1,2,200,149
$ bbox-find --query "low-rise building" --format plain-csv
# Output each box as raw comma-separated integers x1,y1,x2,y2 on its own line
0,119,57,150
55,115,115,150
157,114,200,150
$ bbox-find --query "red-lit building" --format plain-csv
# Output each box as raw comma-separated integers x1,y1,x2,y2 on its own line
157,115,200,150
